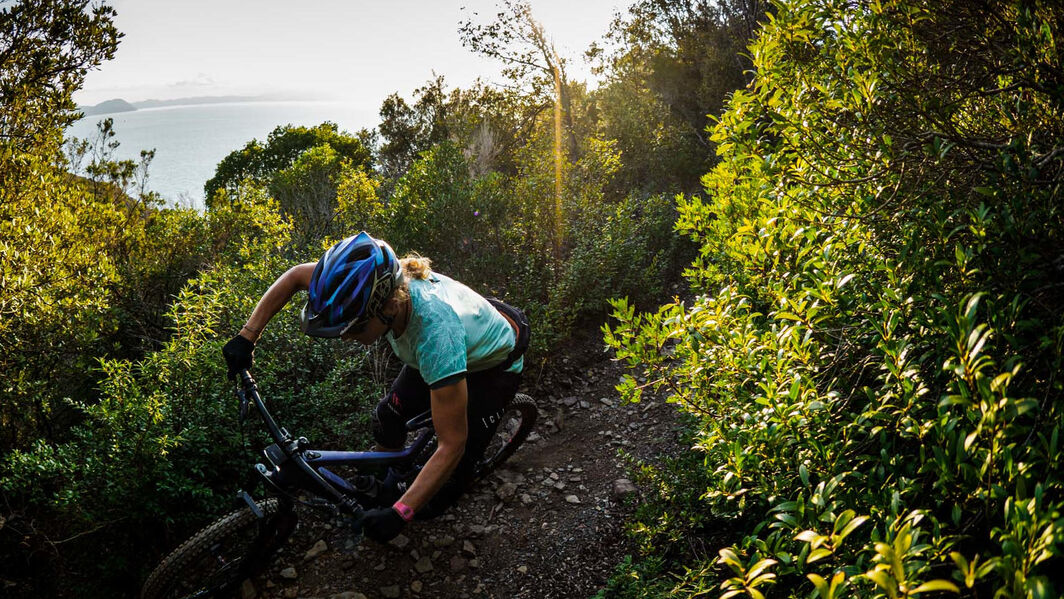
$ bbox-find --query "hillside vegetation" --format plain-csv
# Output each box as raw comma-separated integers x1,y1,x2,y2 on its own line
1,0,1061,598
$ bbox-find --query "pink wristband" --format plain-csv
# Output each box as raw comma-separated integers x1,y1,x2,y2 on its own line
392,500,415,522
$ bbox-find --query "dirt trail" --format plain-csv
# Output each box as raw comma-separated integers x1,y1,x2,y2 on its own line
254,331,684,599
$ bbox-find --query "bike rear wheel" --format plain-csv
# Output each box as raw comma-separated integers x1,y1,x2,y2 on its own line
474,393,537,479
141,497,296,599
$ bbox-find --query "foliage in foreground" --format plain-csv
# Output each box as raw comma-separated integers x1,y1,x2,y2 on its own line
605,0,1064,597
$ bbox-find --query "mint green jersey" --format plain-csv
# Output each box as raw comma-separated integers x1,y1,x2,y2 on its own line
386,271,522,387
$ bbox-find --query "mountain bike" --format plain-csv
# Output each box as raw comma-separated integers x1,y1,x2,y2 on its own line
141,369,537,599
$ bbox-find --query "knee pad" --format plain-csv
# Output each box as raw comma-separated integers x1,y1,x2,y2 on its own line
372,394,406,449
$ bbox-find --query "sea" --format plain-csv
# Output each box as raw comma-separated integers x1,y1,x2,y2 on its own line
65,101,377,210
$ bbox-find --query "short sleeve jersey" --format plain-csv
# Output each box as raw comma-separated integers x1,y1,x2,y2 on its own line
386,271,522,387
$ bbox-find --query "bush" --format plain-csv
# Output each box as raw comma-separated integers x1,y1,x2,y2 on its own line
604,0,1064,597
549,140,692,338
205,123,374,246
0,191,383,597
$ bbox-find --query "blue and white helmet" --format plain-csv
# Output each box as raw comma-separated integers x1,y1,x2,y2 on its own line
300,232,402,338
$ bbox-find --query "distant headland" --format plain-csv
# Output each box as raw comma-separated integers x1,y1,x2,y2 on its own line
80,98,137,115
78,93,313,117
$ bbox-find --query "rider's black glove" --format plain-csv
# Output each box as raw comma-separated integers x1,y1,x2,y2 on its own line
362,506,407,543
222,334,255,380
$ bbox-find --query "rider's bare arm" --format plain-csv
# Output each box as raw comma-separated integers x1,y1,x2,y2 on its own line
240,263,316,343
397,379,469,512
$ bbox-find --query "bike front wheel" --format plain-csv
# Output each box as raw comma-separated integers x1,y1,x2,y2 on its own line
141,497,296,599
475,393,538,479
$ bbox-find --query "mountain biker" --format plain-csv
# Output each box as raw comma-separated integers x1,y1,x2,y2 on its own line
221,232,529,543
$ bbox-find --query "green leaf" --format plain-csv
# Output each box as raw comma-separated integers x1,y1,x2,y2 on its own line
809,573,829,598
775,513,799,528
866,569,896,595
836,515,868,543
1028,576,1052,599
807,548,833,563
829,570,847,596
747,558,777,580
718,547,742,568
910,580,960,594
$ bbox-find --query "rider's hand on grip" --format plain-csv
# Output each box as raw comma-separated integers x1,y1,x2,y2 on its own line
362,506,406,543
222,335,255,380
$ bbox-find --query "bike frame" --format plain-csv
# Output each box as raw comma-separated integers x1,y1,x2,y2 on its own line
237,370,433,517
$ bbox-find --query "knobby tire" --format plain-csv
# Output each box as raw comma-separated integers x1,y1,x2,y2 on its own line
475,393,537,479
141,497,295,599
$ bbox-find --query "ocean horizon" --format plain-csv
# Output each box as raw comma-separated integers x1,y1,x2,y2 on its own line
65,101,377,210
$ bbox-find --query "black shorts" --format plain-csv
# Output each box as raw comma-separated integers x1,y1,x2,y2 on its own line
372,364,521,515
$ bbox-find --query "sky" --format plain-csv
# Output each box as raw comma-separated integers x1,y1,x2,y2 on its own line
74,0,631,108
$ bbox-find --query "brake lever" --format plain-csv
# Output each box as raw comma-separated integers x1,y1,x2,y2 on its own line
237,387,250,424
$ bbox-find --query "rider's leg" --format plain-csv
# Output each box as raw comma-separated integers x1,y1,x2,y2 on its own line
357,366,432,505
371,365,431,450
416,365,521,519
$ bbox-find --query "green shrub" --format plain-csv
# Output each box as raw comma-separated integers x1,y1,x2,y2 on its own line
553,139,695,330
604,0,1064,597
204,122,372,201
0,190,383,596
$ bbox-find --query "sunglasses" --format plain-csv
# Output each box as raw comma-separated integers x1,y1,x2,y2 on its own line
301,302,375,339
339,316,373,339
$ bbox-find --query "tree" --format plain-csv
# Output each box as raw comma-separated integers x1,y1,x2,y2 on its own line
376,75,530,183
460,1,586,259
203,122,372,202
460,0,581,160
590,0,769,193
204,122,374,244
0,0,122,451
267,143,356,244
377,76,470,184
0,0,120,180
0,0,121,137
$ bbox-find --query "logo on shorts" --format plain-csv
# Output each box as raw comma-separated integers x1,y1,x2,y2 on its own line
480,408,505,429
